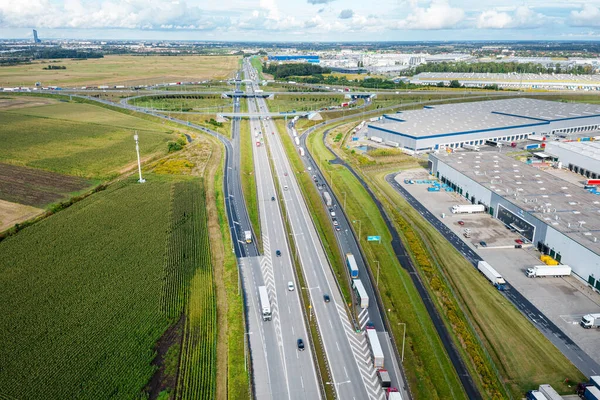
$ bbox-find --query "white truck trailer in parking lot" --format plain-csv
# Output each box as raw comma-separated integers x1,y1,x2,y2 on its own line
451,204,486,214
477,261,506,291
365,327,384,369
462,144,480,151
581,313,600,329
525,265,571,278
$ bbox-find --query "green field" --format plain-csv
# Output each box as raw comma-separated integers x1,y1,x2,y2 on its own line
130,95,233,113
1,100,177,179
240,118,261,250
267,94,346,112
0,55,240,87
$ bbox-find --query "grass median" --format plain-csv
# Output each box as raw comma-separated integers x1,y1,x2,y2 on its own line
239,118,262,252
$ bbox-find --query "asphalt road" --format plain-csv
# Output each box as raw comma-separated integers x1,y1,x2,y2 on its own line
290,120,411,399
242,65,322,399
386,174,600,378
246,63,387,400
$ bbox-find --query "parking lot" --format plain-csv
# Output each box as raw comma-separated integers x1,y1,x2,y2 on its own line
396,168,600,366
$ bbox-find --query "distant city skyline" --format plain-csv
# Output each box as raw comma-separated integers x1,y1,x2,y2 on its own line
3,0,600,42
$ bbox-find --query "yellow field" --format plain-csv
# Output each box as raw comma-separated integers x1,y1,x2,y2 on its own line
0,55,240,87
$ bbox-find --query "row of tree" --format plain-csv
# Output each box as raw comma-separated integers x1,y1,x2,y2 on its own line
263,62,331,78
413,61,595,75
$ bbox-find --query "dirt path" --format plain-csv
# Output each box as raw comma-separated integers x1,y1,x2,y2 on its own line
203,137,228,400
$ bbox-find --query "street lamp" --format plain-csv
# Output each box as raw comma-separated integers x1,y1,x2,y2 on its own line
352,219,362,240
397,322,406,362
375,260,380,287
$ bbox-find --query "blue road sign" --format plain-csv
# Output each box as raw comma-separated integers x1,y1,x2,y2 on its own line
367,236,381,242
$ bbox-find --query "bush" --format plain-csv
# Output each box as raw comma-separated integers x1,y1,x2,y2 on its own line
168,141,183,152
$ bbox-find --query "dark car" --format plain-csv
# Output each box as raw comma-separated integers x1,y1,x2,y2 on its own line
323,294,330,303
479,241,487,247
297,338,305,351
271,196,275,201
276,250,281,257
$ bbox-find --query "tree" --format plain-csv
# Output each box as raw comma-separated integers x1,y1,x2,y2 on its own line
449,80,462,88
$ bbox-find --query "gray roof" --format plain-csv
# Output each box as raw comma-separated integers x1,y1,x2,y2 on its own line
546,141,600,160
369,98,600,139
433,151,600,254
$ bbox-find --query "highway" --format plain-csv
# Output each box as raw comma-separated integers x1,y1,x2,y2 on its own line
241,63,322,399
246,60,386,400
385,174,600,378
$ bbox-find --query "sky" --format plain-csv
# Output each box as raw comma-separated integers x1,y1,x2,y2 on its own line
3,0,600,42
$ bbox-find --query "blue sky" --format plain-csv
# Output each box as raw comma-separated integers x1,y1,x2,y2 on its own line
2,0,600,41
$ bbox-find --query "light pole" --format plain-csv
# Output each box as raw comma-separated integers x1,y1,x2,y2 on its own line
375,260,380,287
353,219,361,240
302,287,314,322
398,322,406,362
134,133,145,183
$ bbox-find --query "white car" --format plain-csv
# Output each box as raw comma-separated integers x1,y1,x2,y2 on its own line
288,281,295,291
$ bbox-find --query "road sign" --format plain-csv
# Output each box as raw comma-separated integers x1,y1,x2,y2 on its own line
367,236,381,242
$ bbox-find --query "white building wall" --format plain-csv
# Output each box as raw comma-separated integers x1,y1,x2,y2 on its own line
545,142,600,177
544,226,600,282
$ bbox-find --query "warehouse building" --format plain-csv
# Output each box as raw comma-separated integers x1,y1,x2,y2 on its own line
368,98,600,153
545,141,600,179
429,151,600,287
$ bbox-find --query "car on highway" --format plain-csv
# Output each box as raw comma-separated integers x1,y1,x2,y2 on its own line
479,241,488,247
457,220,465,225
276,250,281,257
335,226,341,232
515,239,524,245
323,294,330,303
284,172,288,176
333,220,339,226
331,211,336,217
284,185,289,191
271,196,275,201
297,338,305,351
288,281,295,291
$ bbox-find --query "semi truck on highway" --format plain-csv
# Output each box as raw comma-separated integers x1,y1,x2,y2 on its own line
322,191,333,206
258,286,272,321
352,279,369,308
525,265,571,278
346,253,359,278
584,386,600,400
244,231,252,243
366,327,384,369
581,313,600,329
477,261,506,290
451,204,486,214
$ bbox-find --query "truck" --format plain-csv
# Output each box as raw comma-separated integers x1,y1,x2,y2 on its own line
322,191,333,207
463,228,471,238
525,265,571,278
352,279,369,308
529,135,546,142
370,136,383,143
346,253,359,278
427,186,440,192
366,327,384,369
463,144,480,151
294,137,300,145
585,386,600,400
377,369,391,388
451,204,485,214
581,313,600,329
591,376,600,389
386,388,403,400
244,231,252,243
477,261,506,290
298,147,305,157
538,384,562,400
526,390,546,400
258,286,271,321
525,143,541,150
587,179,600,186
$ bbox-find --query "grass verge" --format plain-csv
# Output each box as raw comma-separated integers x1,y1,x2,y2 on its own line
240,118,262,252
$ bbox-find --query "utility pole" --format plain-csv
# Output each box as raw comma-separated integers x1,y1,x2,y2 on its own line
134,132,146,183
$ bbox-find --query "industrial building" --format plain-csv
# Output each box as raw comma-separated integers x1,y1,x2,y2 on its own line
429,151,600,287
545,141,600,179
368,98,600,153
268,55,319,63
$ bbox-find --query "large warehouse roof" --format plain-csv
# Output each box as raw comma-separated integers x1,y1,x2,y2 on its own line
369,98,600,139
546,141,600,160
434,151,600,253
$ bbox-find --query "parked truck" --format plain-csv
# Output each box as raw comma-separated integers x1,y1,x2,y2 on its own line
581,314,600,329
463,144,480,151
526,265,571,278
370,136,383,143
585,386,600,400
451,204,485,214
366,327,384,369
538,384,562,400
477,261,506,290
526,390,546,400
258,286,271,321
244,231,252,243
322,191,333,207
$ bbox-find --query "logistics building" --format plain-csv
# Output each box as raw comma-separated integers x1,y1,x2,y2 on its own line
545,141,600,179
429,151,600,288
368,98,600,153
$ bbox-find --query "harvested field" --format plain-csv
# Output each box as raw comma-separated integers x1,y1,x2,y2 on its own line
0,163,92,207
0,96,57,110
0,199,43,232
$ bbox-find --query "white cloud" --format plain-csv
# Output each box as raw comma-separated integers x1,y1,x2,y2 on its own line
339,9,354,19
476,6,545,29
570,4,600,27
392,0,464,30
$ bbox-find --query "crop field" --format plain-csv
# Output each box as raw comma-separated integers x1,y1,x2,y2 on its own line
0,55,240,87
130,94,233,113
266,94,345,112
0,163,93,207
0,199,43,232
1,100,176,179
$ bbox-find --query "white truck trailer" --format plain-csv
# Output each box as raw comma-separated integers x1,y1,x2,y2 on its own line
258,286,271,321
352,279,369,309
298,147,305,157
477,261,506,291
244,231,252,243
462,144,480,151
366,327,384,369
525,265,571,278
322,191,333,206
451,204,486,214
386,388,403,400
370,136,383,143
294,137,300,145
581,313,600,329
538,384,562,400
